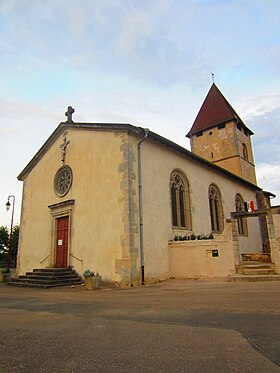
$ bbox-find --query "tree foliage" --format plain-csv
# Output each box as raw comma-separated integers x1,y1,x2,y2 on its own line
11,225,20,256
0,225,19,266
0,226,9,255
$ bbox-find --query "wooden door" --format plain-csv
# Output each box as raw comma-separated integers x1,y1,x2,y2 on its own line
55,216,69,268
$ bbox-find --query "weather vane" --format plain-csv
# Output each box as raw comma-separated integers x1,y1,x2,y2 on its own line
211,72,215,83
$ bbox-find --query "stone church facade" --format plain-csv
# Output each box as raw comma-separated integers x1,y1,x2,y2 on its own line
16,84,280,285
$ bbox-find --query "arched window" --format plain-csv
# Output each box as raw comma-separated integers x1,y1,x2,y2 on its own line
208,184,224,233
235,194,248,236
242,144,248,161
170,172,191,229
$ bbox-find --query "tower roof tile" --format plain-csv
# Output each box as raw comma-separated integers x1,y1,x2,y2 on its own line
187,83,253,137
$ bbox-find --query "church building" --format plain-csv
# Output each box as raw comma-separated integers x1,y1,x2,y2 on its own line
16,84,280,286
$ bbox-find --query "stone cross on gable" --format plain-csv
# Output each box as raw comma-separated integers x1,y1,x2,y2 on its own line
60,134,70,164
65,106,75,122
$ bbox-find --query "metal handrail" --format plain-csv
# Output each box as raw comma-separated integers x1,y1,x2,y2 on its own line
69,253,83,262
40,254,50,264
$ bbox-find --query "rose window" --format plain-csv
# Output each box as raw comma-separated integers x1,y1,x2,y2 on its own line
54,165,73,197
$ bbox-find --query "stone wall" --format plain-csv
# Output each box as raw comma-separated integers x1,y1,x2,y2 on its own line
272,206,280,240
169,240,235,278
17,128,128,285
190,121,256,184
169,221,236,278
271,206,280,273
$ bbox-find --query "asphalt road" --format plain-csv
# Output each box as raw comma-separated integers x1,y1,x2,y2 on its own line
0,279,279,372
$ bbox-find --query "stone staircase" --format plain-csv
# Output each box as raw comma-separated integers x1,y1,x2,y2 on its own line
230,261,280,282
7,268,83,288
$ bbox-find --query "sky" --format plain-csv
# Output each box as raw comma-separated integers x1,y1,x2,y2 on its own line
0,0,279,227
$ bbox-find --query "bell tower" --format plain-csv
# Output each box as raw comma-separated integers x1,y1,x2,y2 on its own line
187,84,257,185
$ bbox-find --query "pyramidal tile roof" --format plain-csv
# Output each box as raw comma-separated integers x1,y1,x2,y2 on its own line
187,83,253,137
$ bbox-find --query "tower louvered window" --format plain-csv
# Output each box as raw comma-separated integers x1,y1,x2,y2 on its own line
242,144,249,161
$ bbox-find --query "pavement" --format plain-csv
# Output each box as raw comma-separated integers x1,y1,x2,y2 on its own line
0,279,279,373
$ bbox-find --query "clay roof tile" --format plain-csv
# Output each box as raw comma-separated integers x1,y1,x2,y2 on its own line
187,83,253,137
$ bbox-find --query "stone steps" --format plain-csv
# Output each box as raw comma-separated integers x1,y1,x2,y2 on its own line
6,268,83,288
230,274,280,282
230,261,280,282
20,273,78,280
237,263,276,276
242,269,275,275
237,263,275,275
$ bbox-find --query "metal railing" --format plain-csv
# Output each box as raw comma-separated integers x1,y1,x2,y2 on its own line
40,254,50,264
69,253,83,262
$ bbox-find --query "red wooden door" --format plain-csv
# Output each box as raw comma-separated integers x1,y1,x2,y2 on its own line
55,216,69,268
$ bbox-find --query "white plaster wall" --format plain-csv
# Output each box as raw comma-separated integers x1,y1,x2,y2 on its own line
136,136,262,281
18,127,263,285
169,240,236,278
238,216,262,254
17,128,126,283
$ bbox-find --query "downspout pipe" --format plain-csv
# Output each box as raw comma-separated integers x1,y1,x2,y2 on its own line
138,128,150,285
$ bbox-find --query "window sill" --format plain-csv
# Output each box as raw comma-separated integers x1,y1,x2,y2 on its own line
172,227,192,237
172,226,192,231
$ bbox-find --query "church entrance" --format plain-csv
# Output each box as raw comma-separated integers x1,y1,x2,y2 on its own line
55,216,69,268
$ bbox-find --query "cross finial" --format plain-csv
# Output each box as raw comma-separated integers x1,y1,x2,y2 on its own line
65,106,75,122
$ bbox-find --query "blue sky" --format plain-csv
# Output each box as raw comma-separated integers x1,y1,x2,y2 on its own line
0,0,280,226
